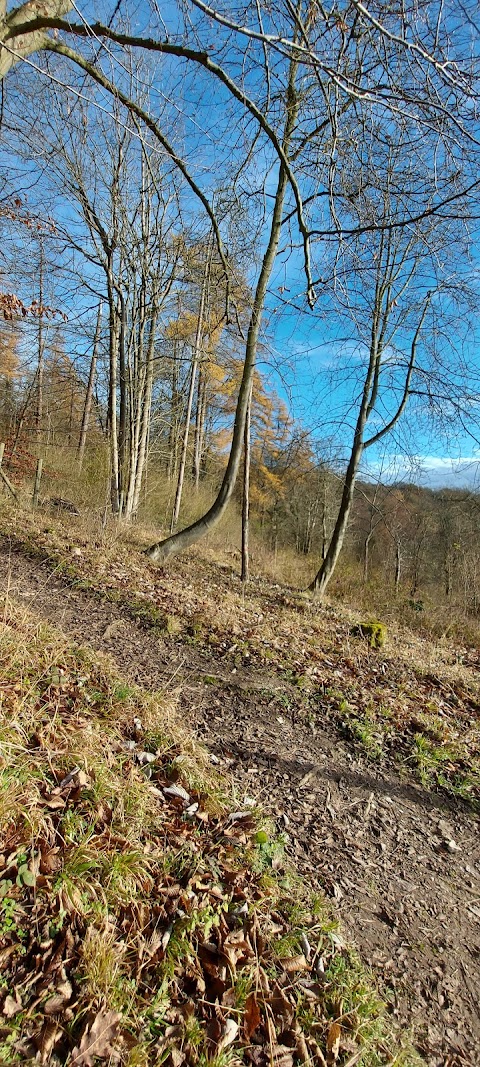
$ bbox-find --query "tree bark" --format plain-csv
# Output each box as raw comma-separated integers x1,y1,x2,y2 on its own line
32,456,43,507
394,541,401,593
0,1,73,81
193,365,207,489
129,310,157,519
170,261,209,532
107,268,120,514
36,243,44,444
77,301,102,470
117,289,127,513
363,530,372,584
241,385,252,584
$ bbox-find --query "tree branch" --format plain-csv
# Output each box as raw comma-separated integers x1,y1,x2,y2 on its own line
8,16,316,305
364,293,432,449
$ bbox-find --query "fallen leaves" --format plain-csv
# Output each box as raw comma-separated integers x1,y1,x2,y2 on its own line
0,599,380,1067
244,992,261,1039
71,1010,122,1066
327,1021,342,1064
2,994,22,1017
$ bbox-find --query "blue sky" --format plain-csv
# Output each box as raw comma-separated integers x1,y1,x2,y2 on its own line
262,287,480,490
5,0,480,491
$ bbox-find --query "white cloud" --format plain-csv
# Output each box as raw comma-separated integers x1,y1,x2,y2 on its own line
363,453,480,489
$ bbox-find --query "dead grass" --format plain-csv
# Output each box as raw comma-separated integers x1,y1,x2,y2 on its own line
0,500,479,808
0,597,413,1066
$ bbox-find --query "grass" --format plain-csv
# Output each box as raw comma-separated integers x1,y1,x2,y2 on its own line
0,599,409,1066
0,500,479,810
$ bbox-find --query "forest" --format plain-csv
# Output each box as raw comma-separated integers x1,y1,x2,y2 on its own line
1,4,480,1067
1,0,480,615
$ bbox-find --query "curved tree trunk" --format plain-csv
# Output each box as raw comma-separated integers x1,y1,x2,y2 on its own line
241,384,252,584
308,435,365,598
146,63,299,564
308,276,431,599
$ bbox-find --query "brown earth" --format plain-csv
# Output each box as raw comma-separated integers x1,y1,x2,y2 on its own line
1,541,479,1067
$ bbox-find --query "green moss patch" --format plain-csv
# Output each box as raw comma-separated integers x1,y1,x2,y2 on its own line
351,621,387,649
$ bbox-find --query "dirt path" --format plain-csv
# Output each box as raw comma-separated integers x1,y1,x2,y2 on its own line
1,544,479,1067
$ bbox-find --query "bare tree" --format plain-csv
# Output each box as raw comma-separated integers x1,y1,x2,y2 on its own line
3,0,480,570
15,80,180,518
146,48,304,561
308,250,434,595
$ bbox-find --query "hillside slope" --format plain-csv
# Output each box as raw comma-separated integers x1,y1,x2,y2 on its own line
0,506,479,1065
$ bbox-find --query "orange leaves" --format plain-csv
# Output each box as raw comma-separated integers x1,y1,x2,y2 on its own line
244,992,261,1039
326,1021,342,1064
0,293,63,321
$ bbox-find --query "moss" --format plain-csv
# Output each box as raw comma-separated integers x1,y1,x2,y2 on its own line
351,620,387,649
165,614,182,637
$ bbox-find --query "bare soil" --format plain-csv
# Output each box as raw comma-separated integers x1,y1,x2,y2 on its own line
1,541,479,1067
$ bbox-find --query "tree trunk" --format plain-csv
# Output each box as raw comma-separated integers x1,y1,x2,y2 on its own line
395,541,401,593
32,456,43,507
129,311,157,519
117,289,127,513
107,270,120,514
147,61,300,563
363,531,371,584
241,385,252,584
0,2,73,82
193,365,207,489
321,483,328,561
0,440,17,499
170,242,211,531
444,554,452,599
167,340,180,480
309,277,430,599
77,301,102,470
36,244,44,445
309,437,365,597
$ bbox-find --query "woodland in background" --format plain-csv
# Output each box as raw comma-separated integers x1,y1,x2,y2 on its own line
1,310,480,632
